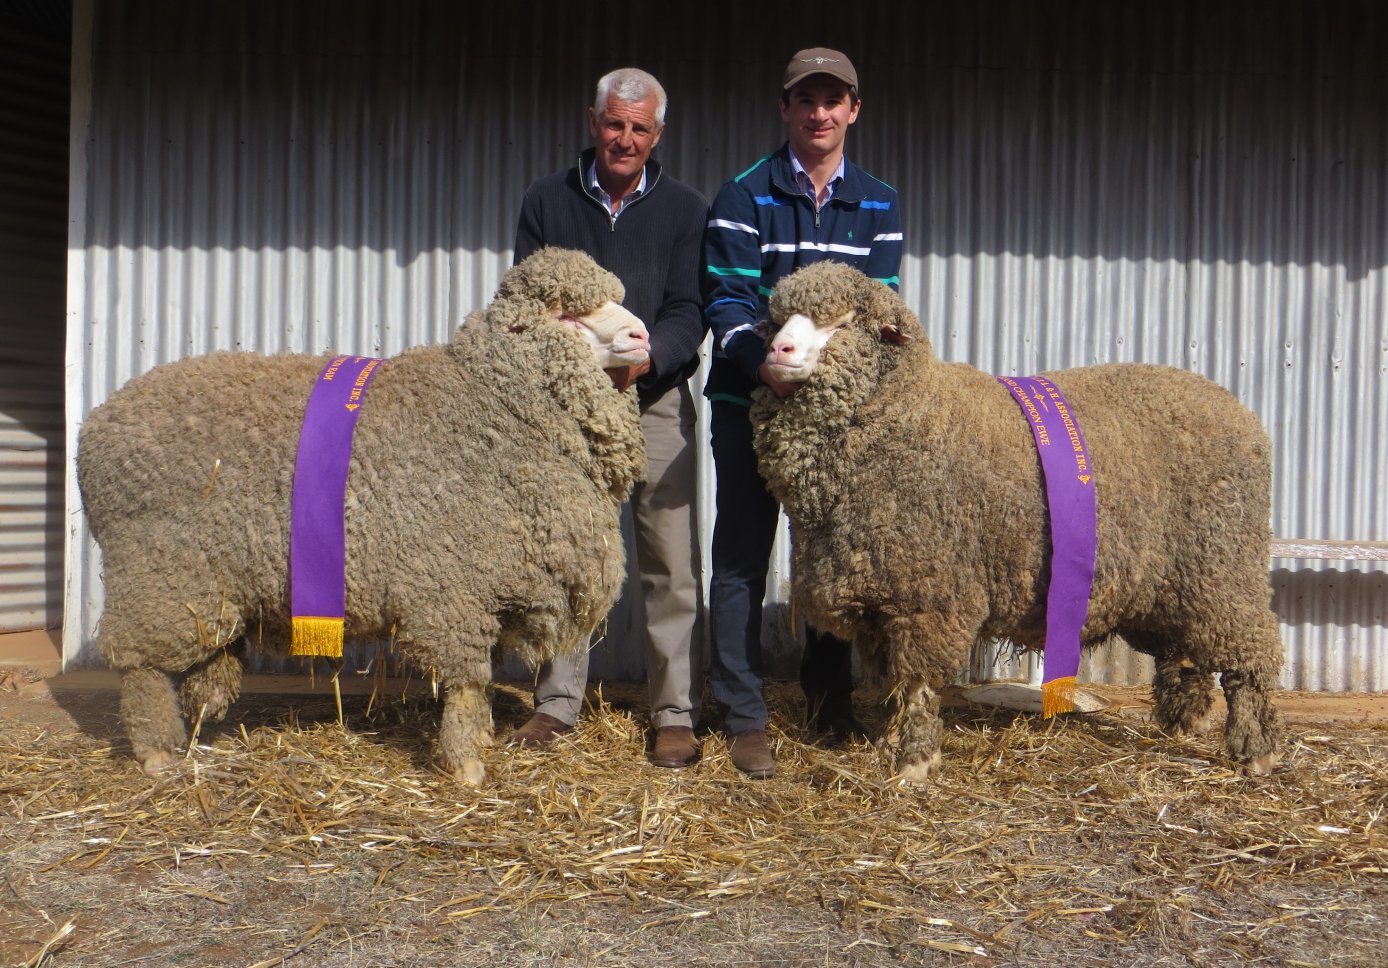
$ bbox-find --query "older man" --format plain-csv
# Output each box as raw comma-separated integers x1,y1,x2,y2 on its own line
510,68,709,769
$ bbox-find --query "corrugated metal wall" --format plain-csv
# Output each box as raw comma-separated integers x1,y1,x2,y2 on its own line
66,0,1388,691
0,6,69,633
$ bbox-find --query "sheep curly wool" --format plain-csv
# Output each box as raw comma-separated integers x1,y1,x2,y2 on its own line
77,247,648,785
749,261,1282,782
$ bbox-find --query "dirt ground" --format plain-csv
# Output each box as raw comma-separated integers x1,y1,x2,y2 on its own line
0,669,1384,967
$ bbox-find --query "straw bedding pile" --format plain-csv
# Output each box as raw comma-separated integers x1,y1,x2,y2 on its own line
0,669,1384,967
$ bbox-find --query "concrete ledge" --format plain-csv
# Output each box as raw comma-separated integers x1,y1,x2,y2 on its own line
0,629,63,678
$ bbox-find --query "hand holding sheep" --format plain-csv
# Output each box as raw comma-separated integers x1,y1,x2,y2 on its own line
749,262,1282,782
78,247,649,785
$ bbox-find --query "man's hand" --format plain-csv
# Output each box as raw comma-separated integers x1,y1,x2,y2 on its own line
758,361,800,398
606,357,651,391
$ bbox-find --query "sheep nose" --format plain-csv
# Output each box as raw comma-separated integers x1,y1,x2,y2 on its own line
769,336,796,362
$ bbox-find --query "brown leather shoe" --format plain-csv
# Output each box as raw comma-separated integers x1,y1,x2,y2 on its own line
508,712,573,748
650,725,699,768
728,728,776,779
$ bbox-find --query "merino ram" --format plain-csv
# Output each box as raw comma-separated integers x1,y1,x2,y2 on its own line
77,247,649,785
749,261,1282,782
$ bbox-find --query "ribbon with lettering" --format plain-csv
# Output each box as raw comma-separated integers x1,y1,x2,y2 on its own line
290,355,385,657
995,375,1097,717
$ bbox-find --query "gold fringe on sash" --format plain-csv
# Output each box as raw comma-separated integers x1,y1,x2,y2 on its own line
291,616,345,658
1041,676,1077,718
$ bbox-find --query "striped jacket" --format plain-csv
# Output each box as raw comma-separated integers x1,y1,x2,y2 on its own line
702,143,904,404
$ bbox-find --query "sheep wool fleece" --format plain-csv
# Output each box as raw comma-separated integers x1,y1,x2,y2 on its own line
749,262,1283,781
77,248,647,786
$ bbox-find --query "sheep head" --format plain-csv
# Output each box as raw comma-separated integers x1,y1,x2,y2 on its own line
454,246,647,500
483,247,650,382
750,264,924,528
763,262,918,387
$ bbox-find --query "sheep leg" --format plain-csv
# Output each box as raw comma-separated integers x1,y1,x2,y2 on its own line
120,667,187,776
1151,588,1282,774
1220,668,1281,775
438,680,493,786
1151,654,1218,736
178,642,246,725
874,612,973,782
882,676,944,783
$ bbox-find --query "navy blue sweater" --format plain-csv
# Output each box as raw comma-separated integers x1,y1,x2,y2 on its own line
514,149,709,405
703,144,904,404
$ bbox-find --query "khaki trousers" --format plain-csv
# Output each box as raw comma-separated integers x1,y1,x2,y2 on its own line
532,382,704,728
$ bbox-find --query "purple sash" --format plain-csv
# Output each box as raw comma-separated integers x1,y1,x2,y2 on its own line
290,355,385,658
996,375,1097,716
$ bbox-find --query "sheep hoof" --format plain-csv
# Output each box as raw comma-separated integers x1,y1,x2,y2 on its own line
451,758,486,786
1244,751,1278,776
897,751,943,785
139,750,176,776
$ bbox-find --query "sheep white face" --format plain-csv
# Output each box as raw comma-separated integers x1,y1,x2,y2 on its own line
764,311,852,384
559,301,650,369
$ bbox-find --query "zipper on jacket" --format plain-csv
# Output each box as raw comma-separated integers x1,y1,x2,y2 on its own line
580,154,662,233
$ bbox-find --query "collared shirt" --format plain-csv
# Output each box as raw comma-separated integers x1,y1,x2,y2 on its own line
789,150,845,210
587,162,647,218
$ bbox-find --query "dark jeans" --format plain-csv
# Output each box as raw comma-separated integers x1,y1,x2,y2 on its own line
708,401,854,735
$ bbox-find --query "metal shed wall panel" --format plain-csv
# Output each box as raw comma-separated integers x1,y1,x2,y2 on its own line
0,13,68,633
67,1,1387,692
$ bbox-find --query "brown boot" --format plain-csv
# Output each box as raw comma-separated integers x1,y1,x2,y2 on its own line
508,712,573,748
728,728,775,779
650,725,699,768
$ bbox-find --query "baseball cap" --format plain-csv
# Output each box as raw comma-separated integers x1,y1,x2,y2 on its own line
782,47,859,91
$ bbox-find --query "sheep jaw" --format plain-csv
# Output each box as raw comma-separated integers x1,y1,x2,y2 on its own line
763,360,813,385
1245,751,1278,776
560,301,650,369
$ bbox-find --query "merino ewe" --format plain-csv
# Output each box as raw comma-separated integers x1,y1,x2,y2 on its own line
750,261,1282,782
77,247,649,785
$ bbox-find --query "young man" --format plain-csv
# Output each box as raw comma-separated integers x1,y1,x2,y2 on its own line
511,68,709,769
703,48,904,778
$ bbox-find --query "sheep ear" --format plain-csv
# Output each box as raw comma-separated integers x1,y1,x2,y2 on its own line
881,322,911,345
863,278,913,345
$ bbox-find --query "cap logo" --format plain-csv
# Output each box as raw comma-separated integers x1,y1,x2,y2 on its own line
783,48,858,89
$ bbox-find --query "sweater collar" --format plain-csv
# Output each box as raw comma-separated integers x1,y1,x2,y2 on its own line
577,147,662,206
770,143,863,204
